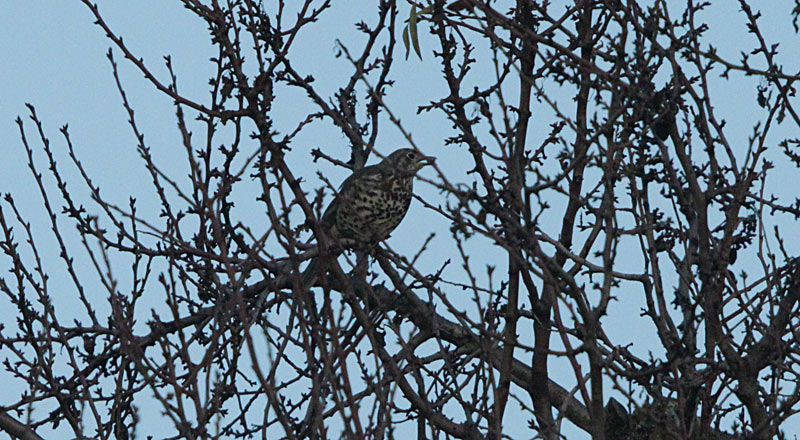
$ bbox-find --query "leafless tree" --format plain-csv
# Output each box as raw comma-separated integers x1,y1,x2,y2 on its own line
2,1,800,439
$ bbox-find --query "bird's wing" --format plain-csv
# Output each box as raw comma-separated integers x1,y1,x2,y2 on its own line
320,164,383,225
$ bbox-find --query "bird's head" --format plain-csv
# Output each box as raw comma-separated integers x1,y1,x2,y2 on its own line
383,148,435,176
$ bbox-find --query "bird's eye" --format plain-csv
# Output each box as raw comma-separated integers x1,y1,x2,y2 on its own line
406,152,416,159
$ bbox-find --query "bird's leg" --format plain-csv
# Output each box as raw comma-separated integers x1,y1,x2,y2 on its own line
354,249,369,285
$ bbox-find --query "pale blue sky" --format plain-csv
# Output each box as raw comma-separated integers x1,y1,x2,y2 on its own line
2,1,799,439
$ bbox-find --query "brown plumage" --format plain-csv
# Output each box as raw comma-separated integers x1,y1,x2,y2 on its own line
321,148,435,242
303,148,434,286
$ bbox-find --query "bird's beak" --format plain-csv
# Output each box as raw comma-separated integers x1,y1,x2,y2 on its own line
419,155,436,167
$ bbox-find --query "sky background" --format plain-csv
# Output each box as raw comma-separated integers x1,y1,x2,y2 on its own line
2,1,799,439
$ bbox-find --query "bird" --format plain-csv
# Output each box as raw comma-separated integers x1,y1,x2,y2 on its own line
303,148,435,286
322,148,436,242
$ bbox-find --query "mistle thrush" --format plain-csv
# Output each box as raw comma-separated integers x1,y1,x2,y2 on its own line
303,148,434,285
322,148,435,242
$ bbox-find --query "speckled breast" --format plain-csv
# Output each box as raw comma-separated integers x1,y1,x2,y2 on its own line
337,172,413,242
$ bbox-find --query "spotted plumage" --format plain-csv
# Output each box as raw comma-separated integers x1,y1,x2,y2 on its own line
321,148,435,242
300,148,434,288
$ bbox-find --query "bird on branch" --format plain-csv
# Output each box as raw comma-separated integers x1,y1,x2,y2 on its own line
302,147,435,288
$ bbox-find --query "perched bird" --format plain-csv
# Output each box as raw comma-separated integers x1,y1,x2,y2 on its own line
321,148,435,242
304,148,435,285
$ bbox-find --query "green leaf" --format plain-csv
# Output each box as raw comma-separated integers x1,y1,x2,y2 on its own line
402,23,411,59
409,4,422,60
418,5,435,15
